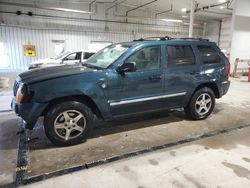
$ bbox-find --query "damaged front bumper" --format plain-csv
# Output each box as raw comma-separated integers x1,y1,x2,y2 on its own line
11,98,48,129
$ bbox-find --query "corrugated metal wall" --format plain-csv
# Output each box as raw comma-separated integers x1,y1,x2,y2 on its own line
0,25,135,70
1,25,200,70
0,2,204,70
219,17,232,52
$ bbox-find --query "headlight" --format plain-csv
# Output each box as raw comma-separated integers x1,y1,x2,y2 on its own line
16,83,26,103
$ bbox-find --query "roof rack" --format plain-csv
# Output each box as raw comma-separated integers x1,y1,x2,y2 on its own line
133,36,209,42
133,36,172,41
174,37,210,41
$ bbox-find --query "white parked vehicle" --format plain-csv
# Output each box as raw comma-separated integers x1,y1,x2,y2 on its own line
28,51,95,69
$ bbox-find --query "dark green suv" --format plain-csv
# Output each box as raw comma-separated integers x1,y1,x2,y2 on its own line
12,37,230,145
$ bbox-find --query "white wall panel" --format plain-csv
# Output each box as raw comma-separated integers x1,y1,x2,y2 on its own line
219,18,232,52
0,2,205,70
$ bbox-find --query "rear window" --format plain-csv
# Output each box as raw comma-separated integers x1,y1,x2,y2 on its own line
197,45,221,64
167,45,195,67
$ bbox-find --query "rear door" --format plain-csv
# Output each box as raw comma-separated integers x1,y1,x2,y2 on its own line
163,44,201,108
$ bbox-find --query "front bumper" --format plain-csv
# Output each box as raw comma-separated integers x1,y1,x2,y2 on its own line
11,98,48,129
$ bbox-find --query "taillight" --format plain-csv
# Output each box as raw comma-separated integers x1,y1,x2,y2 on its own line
225,63,230,78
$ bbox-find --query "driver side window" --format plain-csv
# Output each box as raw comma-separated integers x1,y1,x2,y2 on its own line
65,53,76,60
65,52,81,61
126,46,160,71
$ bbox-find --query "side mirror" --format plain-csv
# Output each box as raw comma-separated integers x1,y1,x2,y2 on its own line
117,61,136,75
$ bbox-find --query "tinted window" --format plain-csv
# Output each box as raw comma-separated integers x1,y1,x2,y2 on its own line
83,52,95,59
126,46,160,71
76,52,81,60
197,45,221,64
167,45,195,67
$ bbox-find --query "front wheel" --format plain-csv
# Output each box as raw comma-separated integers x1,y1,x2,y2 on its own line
185,87,215,120
44,101,94,146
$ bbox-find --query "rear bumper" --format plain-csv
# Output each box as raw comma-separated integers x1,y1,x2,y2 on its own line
220,80,230,97
11,98,48,129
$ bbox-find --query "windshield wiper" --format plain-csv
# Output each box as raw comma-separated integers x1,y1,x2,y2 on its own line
82,63,103,70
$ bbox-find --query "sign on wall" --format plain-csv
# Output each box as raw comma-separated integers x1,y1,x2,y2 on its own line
24,42,36,57
52,40,65,56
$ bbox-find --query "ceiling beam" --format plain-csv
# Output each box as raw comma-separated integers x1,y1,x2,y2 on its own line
155,4,173,20
125,0,158,22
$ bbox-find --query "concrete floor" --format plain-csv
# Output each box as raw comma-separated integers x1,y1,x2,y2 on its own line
0,112,19,185
0,90,12,111
0,77,250,187
24,125,250,188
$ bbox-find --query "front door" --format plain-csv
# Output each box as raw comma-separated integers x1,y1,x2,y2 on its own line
108,45,165,116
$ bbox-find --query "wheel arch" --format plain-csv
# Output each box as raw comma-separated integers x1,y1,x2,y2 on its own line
42,95,103,119
195,82,220,98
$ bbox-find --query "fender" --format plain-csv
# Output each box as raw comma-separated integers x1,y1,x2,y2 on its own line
28,71,111,119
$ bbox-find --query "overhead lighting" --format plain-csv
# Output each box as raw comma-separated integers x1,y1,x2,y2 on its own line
182,15,188,18
49,7,93,14
220,6,225,9
181,8,187,12
219,0,227,3
161,19,183,23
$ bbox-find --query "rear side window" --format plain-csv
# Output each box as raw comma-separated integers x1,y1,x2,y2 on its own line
167,45,195,67
197,45,221,64
84,52,95,59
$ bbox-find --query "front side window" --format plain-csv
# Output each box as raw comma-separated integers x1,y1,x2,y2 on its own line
126,46,160,71
167,45,195,67
197,45,221,64
65,53,78,60
85,44,129,69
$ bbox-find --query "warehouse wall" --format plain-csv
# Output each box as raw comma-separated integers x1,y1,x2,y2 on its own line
0,1,206,70
0,26,135,70
203,21,220,44
219,17,232,53
230,0,250,70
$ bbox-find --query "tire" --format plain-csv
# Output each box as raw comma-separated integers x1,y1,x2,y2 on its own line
44,101,94,146
184,87,215,120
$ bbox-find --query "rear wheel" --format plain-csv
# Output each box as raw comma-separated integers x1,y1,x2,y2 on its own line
185,87,215,120
44,101,94,146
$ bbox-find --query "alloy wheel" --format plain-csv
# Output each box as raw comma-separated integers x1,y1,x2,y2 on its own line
195,93,212,116
53,110,86,141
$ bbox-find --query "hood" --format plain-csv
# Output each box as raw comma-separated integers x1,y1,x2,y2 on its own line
19,64,94,84
31,58,60,65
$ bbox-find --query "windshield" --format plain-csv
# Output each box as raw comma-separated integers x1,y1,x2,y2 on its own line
51,51,70,60
84,44,129,69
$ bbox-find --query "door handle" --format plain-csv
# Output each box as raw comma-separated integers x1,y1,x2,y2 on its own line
149,75,162,81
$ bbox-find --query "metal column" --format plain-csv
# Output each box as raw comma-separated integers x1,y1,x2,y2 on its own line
189,0,194,37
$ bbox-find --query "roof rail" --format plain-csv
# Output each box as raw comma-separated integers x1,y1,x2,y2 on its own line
133,36,172,41
133,36,209,42
172,37,210,41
